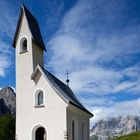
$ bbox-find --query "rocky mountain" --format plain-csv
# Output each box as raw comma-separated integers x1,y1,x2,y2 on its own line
0,86,16,116
90,116,140,140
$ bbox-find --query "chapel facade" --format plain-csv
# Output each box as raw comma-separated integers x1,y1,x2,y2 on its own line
13,5,93,140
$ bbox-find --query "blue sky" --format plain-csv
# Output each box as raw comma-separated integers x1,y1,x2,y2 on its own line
0,0,140,124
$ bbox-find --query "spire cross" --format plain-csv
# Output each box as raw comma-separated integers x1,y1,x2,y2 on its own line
65,70,70,86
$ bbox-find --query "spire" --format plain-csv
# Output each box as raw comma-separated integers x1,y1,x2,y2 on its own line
12,4,46,51
65,70,70,87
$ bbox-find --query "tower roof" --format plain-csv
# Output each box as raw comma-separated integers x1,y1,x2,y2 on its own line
31,65,93,117
12,4,46,51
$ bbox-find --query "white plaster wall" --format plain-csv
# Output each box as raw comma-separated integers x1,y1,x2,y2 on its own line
67,105,91,140
16,73,67,140
16,71,67,140
31,74,67,140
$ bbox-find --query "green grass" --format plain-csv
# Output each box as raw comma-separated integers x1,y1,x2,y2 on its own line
111,131,140,140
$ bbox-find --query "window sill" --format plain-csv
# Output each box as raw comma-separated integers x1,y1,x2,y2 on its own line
34,105,45,108
20,50,28,54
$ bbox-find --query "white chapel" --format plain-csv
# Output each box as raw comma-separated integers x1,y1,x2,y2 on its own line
12,5,93,140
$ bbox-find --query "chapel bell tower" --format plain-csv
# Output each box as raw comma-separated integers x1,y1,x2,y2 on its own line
12,4,46,76
12,5,46,140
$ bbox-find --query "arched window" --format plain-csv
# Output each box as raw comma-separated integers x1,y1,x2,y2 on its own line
38,91,43,105
20,37,27,53
32,125,47,140
34,89,44,107
72,119,78,140
82,122,86,140
72,120,75,140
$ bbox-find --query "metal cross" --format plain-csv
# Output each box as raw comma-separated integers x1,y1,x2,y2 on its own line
65,70,70,86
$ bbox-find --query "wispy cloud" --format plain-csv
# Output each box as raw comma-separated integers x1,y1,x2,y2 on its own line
0,56,10,77
0,0,17,38
47,0,140,94
80,96,115,107
0,40,12,77
46,0,140,122
0,0,17,77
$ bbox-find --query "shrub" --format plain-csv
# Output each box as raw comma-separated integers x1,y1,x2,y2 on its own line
0,115,15,140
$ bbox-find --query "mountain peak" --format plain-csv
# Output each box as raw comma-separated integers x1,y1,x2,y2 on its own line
90,115,140,140
0,86,16,116
1,86,15,94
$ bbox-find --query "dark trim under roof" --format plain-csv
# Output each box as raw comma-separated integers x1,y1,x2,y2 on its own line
12,4,46,51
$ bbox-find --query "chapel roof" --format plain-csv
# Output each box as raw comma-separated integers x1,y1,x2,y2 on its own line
32,65,93,116
12,4,46,51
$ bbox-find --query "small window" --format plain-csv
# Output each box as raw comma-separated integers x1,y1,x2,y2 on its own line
20,37,27,53
35,89,44,107
38,91,43,105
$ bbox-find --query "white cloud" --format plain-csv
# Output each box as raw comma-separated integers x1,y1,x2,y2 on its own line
0,0,17,38
0,39,12,77
0,56,11,77
112,81,136,93
80,96,115,107
47,0,140,96
46,0,140,124
0,0,16,77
